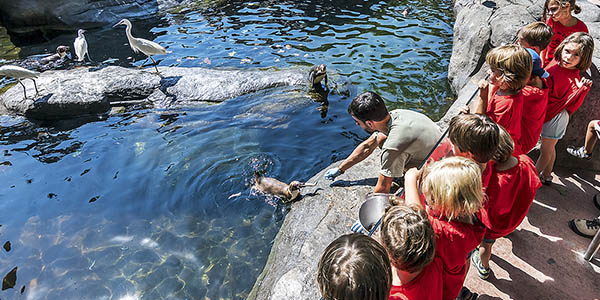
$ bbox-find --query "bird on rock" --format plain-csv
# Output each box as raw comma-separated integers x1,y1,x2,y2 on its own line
74,29,91,62
39,45,70,65
0,65,40,99
113,19,167,73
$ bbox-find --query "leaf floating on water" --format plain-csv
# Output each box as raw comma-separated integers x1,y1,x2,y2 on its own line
304,54,309,57
0,161,11,166
135,142,145,156
64,176,72,182
47,193,57,199
2,266,17,290
240,58,252,64
80,169,90,176
21,285,25,294
285,44,292,49
228,51,236,56
278,49,285,53
203,57,211,65
113,171,119,179
89,195,100,203
3,241,10,252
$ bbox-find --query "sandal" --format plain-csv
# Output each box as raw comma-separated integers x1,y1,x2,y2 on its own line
539,172,552,185
457,287,478,300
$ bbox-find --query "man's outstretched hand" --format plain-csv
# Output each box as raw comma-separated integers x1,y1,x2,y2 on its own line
324,167,343,180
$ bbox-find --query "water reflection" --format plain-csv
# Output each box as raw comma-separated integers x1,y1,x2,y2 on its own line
0,0,455,299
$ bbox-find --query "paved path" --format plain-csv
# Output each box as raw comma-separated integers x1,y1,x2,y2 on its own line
465,163,600,299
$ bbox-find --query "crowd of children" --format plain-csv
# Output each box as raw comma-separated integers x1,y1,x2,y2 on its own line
317,0,595,299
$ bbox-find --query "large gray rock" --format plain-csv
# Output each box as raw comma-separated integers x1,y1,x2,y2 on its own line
0,66,315,120
0,0,203,35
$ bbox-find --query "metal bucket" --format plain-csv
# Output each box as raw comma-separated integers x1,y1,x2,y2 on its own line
358,193,392,231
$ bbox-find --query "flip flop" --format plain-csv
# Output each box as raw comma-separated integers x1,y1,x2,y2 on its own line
457,287,478,300
594,193,600,211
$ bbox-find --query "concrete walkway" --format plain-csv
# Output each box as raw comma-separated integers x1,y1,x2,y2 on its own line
465,161,600,299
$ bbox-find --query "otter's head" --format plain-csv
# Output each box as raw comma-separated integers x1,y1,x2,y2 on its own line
309,64,327,87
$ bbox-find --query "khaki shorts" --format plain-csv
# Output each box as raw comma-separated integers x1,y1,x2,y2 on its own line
541,110,569,140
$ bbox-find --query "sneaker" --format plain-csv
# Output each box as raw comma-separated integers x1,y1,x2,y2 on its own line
566,146,591,160
470,249,490,279
568,218,600,238
539,172,553,185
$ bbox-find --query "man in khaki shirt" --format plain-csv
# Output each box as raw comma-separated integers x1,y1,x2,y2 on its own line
325,92,441,193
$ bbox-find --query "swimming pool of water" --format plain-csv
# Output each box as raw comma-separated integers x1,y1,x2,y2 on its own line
0,0,454,299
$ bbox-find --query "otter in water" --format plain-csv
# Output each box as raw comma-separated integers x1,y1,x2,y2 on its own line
254,172,315,203
39,46,70,64
308,64,328,90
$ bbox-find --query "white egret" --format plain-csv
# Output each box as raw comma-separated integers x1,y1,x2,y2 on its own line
113,19,167,73
0,65,40,99
74,29,91,62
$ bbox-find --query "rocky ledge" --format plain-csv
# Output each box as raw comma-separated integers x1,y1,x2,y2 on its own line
248,0,600,299
0,65,317,120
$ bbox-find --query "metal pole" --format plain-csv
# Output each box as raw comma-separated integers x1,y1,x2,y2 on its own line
583,227,600,261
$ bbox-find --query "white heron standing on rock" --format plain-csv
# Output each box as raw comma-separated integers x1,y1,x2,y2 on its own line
113,19,167,73
74,29,91,62
0,65,40,99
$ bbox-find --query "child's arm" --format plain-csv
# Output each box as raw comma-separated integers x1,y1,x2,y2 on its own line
404,167,424,210
474,79,490,114
565,78,592,115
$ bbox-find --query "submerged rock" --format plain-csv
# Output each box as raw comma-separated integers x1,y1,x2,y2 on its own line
0,65,319,120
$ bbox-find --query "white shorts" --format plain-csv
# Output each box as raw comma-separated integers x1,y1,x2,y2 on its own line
541,110,569,140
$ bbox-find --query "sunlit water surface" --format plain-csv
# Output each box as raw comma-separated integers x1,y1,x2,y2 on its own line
0,0,454,299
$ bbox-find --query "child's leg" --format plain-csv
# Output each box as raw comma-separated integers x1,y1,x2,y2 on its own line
536,137,559,177
479,240,494,268
584,120,600,154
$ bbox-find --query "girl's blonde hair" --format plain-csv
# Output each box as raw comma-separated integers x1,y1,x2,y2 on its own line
486,44,532,91
554,32,594,71
543,0,582,21
420,156,484,220
492,126,514,163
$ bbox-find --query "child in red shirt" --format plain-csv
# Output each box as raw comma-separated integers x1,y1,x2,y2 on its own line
475,45,532,155
382,204,443,300
541,0,588,67
520,49,550,154
536,32,594,184
317,233,392,300
472,127,542,279
404,157,486,300
516,22,553,154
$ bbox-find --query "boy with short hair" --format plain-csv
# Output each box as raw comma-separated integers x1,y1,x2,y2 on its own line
517,21,554,54
517,22,553,154
448,113,500,168
317,233,392,300
381,203,443,300
472,127,541,279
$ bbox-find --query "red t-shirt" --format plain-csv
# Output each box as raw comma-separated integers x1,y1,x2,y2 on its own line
544,60,590,122
486,92,523,155
478,155,541,240
520,84,549,154
389,258,443,300
542,17,588,67
428,214,485,300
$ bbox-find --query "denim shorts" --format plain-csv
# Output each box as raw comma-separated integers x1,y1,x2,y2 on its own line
541,109,569,140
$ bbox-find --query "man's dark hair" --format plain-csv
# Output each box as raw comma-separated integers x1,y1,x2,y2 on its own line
348,91,389,122
449,114,500,164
